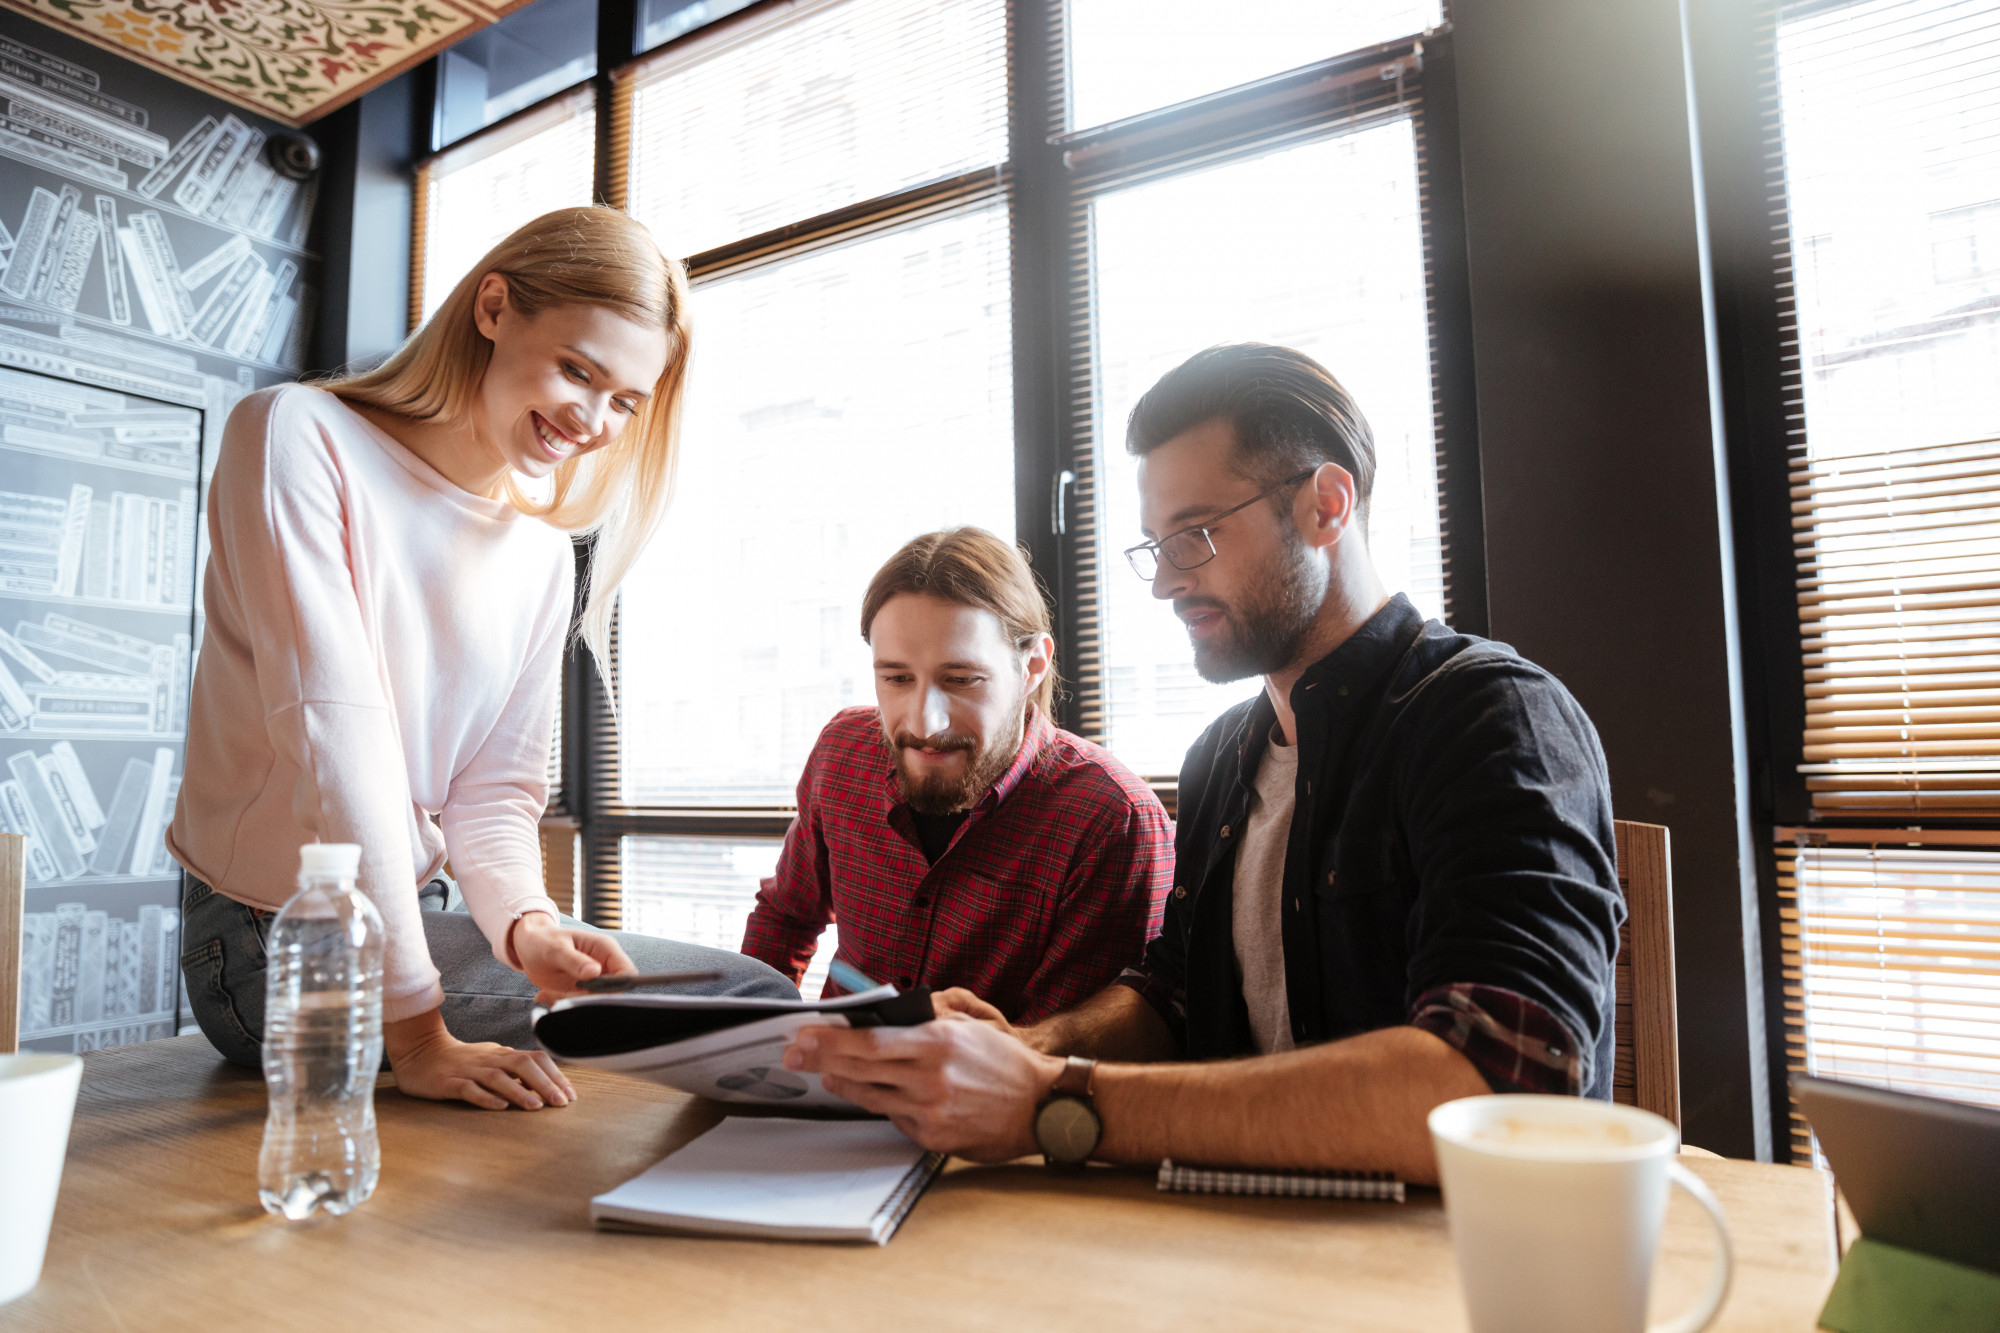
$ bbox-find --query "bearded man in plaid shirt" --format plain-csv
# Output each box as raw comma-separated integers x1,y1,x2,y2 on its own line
741,527,1172,1023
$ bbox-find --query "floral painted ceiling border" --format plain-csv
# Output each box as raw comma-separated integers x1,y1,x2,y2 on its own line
0,0,534,126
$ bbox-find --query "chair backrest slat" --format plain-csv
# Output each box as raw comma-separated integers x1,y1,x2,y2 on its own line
1,832,23,1055
1612,819,1680,1128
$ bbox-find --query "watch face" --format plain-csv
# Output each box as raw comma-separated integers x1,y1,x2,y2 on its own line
1035,1095,1101,1165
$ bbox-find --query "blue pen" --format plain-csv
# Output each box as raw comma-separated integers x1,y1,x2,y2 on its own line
828,958,882,994
825,959,933,1026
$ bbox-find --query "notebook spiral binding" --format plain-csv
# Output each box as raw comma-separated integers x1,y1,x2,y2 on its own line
872,1151,949,1240
1156,1158,1405,1202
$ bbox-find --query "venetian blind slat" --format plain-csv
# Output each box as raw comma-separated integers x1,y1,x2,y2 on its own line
1792,437,2000,811
1776,843,2000,1159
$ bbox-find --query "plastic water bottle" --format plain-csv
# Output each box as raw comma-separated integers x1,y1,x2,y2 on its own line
259,842,385,1219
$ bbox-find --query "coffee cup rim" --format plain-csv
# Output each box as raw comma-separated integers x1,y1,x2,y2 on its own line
1429,1094,1679,1162
0,1053,84,1086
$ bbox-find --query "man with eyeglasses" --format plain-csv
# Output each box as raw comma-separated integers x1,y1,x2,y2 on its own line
784,344,1623,1184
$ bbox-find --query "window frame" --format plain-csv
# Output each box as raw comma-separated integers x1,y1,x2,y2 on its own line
413,0,1485,930
1691,0,2000,1160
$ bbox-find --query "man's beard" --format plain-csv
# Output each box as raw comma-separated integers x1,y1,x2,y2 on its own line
1181,531,1325,685
885,698,1027,815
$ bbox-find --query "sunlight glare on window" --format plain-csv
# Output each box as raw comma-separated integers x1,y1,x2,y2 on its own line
1065,0,1441,132
1090,119,1441,777
618,206,1015,805
621,836,839,998
419,92,597,321
624,0,1006,258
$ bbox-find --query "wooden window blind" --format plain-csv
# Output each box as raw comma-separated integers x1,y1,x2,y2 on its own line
1768,0,2000,1149
1794,434,2000,816
1776,837,2000,1158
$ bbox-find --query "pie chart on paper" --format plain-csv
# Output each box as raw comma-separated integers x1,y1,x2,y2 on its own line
715,1066,809,1099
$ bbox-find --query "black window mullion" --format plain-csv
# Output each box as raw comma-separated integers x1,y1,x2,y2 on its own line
593,0,640,206
573,0,643,927
1414,30,1488,639
1009,0,1077,731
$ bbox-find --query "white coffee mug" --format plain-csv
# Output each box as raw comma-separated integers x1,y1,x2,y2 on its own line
0,1054,83,1306
1429,1094,1732,1333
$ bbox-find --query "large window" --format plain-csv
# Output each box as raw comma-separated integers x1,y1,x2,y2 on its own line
417,0,1465,976
412,87,598,324
1084,121,1443,774
619,206,1016,805
620,0,1008,258
1769,0,2000,1152
433,0,599,148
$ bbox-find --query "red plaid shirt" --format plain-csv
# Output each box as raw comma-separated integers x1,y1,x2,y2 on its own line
742,705,1172,1023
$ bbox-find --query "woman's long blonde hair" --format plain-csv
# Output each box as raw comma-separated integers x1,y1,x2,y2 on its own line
324,205,691,687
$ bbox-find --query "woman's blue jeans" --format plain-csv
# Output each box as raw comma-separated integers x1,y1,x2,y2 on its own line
179,873,797,1068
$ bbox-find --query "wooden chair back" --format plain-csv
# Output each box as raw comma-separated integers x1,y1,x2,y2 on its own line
1612,819,1680,1128
1,832,23,1054
539,815,579,918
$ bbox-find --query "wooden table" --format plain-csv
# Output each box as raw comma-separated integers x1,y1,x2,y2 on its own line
2,1036,1837,1332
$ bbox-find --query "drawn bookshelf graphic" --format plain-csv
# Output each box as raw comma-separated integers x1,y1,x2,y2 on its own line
17,899,181,1048
0,14,321,1054
0,33,317,372
2,359,200,1053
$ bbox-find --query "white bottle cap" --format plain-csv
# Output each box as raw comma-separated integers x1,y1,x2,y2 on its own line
298,842,362,879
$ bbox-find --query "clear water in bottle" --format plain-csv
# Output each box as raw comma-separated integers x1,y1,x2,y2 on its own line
259,842,385,1219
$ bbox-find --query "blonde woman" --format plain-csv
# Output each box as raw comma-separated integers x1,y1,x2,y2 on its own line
170,207,795,1111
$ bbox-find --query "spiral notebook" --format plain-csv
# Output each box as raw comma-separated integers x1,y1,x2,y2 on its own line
1156,1158,1405,1202
592,1117,945,1244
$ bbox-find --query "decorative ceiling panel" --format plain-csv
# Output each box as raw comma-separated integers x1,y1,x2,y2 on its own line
0,0,533,127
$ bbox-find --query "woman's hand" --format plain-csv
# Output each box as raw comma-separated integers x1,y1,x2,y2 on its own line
509,911,636,1005
382,1009,575,1110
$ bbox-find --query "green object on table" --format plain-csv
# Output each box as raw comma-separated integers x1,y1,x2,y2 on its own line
1818,1237,2000,1333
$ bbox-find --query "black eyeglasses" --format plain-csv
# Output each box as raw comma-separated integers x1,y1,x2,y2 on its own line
1123,470,1317,580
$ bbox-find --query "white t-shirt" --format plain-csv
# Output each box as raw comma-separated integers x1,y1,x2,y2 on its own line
1232,730,1299,1054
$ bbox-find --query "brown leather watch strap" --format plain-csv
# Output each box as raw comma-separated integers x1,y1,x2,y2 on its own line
1053,1055,1097,1099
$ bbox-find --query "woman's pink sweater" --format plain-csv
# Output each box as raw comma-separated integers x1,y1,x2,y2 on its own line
169,385,569,1021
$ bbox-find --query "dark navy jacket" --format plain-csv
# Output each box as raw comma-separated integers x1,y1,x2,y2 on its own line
1127,594,1625,1098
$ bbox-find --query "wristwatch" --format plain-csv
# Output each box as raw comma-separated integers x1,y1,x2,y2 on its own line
1033,1056,1100,1168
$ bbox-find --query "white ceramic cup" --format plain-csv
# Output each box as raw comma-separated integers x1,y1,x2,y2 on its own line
1429,1094,1732,1333
0,1054,83,1306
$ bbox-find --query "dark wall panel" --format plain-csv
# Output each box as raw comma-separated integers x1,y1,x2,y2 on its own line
312,74,420,375
1451,0,1771,1156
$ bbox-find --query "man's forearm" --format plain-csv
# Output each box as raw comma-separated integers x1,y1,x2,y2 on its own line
1090,1025,1491,1184
1021,983,1180,1062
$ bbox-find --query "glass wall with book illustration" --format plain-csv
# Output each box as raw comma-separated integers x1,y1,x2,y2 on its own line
1,371,197,1052
0,16,322,1052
